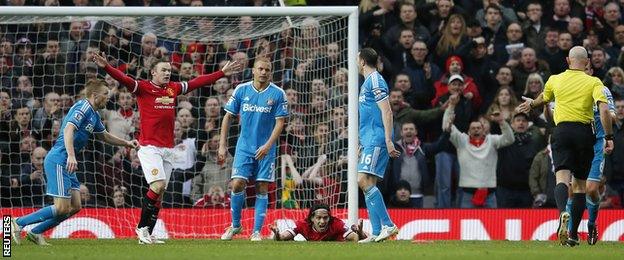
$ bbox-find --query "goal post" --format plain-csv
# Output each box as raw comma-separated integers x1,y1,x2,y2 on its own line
0,6,360,235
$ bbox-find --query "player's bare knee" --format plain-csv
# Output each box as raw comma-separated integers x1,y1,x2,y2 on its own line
357,174,374,190
55,203,72,216
230,178,246,193
586,181,600,194
256,182,269,195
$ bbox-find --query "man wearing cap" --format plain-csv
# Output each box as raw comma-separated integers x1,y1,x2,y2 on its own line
517,46,614,246
388,180,413,208
433,74,476,208
443,79,515,208
496,112,546,208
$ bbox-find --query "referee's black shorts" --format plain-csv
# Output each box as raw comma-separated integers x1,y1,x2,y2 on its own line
551,122,596,180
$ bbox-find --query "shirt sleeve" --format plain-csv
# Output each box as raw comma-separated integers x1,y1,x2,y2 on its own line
592,80,608,105
542,77,554,103
93,112,106,133
224,86,242,115
66,103,87,128
274,89,289,118
373,77,389,103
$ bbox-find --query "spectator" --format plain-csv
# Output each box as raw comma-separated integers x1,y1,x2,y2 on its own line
605,98,624,205
538,27,560,62
359,0,398,48
302,154,340,207
279,153,304,209
486,86,519,127
162,121,197,207
481,4,506,44
545,32,573,74
403,40,441,109
429,14,472,70
522,2,546,53
529,137,557,208
386,121,450,208
12,76,38,109
19,146,47,207
62,21,89,74
389,88,444,141
512,47,551,96
387,180,413,208
465,37,497,104
606,25,624,59
476,0,518,28
391,72,425,111
432,75,475,208
496,112,544,208
101,91,135,141
432,55,482,110
112,185,129,208
192,133,232,203
33,37,68,96
605,67,624,98
418,0,463,37
590,47,609,79
177,108,196,138
567,17,585,46
1,106,42,164
523,73,545,100
193,185,230,208
599,2,622,44
0,91,12,124
484,66,514,111
13,37,34,77
79,183,100,207
493,22,525,66
383,2,431,52
547,0,573,31
0,56,13,90
444,81,515,208
387,28,415,73
32,92,62,134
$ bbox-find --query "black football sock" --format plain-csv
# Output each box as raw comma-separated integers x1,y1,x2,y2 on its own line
569,193,586,240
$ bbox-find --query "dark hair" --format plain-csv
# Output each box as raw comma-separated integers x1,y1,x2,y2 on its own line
306,204,332,226
485,4,502,14
359,48,378,68
149,58,171,71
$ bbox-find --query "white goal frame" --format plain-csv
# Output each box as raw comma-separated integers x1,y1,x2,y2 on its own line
0,6,360,225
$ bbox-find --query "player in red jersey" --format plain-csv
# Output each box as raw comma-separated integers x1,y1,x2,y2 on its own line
93,51,241,244
269,204,367,242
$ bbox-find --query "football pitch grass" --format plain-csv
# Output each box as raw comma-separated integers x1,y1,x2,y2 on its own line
8,239,624,260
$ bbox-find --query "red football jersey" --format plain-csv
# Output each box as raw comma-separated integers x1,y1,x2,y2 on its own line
289,218,350,241
104,65,224,147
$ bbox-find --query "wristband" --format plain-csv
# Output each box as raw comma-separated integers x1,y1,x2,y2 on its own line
605,134,614,141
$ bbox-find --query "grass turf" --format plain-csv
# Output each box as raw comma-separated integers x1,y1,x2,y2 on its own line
8,239,624,260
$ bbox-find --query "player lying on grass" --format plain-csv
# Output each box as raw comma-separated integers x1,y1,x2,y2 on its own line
269,204,367,242
11,80,139,246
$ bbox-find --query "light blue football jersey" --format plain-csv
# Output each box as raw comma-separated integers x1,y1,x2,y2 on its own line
47,99,106,164
224,81,289,157
593,86,615,139
359,71,390,147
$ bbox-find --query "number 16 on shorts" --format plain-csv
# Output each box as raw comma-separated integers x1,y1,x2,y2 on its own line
357,146,389,178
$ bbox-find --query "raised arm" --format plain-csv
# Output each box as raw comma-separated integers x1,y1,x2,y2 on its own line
93,52,137,89
185,61,242,93
282,154,303,186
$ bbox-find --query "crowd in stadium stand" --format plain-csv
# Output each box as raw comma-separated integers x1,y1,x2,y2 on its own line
0,0,623,210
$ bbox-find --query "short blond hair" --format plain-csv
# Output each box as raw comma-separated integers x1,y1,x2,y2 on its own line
84,79,109,98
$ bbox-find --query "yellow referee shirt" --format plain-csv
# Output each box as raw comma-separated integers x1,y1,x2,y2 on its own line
542,69,608,125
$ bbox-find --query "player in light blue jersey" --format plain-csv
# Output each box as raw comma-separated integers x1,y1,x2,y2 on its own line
565,86,616,246
11,80,138,246
356,48,401,243
219,58,288,241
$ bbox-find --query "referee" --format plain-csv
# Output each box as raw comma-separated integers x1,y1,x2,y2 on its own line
517,46,614,245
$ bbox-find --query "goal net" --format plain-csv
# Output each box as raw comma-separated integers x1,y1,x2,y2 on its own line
0,7,359,239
